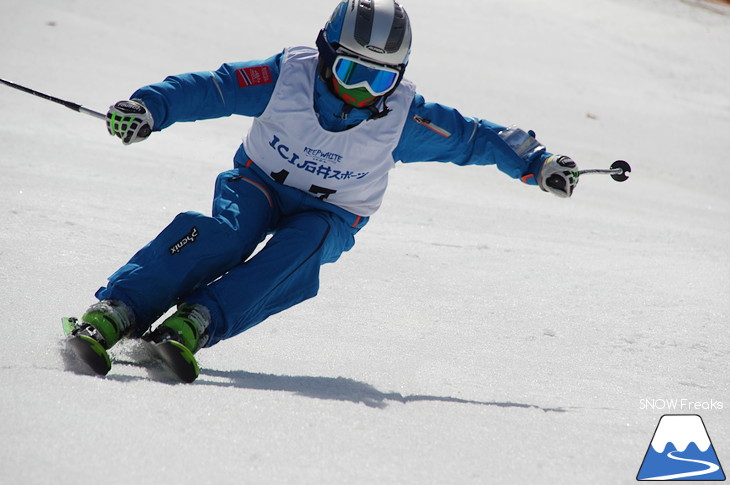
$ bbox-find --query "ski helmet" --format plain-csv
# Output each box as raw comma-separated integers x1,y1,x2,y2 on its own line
317,0,412,107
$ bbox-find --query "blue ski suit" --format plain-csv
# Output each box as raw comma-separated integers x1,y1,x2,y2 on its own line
96,50,551,347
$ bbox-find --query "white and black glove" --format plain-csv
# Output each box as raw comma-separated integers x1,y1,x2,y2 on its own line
107,100,153,145
538,155,579,198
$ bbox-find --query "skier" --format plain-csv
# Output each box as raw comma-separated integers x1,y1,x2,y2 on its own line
71,0,579,377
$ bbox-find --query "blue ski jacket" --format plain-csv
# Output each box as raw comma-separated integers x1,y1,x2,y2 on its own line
131,51,549,186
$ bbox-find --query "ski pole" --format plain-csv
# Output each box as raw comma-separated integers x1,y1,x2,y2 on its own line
1,77,106,121
579,160,631,182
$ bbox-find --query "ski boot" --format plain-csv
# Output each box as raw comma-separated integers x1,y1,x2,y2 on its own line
145,303,211,383
62,300,136,376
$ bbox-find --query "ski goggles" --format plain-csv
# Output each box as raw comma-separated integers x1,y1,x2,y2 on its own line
332,55,401,96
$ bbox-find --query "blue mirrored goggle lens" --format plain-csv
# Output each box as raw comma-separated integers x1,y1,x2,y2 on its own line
333,58,399,94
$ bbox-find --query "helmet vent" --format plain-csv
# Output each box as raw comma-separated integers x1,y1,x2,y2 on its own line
354,1,375,47
385,5,407,54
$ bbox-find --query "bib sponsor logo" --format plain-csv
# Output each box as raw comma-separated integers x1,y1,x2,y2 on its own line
268,134,369,182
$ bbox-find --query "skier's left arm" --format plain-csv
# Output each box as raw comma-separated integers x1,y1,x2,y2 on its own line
393,95,579,197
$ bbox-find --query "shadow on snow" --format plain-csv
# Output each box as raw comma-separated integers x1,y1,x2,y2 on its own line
61,343,565,412
196,368,567,412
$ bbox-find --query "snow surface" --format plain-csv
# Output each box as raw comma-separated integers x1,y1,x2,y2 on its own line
1,0,729,483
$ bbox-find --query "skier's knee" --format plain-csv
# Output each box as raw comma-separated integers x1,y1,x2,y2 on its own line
170,211,206,226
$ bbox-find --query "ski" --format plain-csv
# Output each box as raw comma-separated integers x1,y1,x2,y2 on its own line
62,317,112,376
61,317,200,383
141,337,200,383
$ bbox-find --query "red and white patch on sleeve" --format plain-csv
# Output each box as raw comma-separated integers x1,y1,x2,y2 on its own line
236,66,273,88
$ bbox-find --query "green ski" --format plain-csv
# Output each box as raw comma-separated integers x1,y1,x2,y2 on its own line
142,338,200,383
62,317,112,376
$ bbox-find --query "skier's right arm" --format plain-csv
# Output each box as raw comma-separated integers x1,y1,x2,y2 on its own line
106,52,283,143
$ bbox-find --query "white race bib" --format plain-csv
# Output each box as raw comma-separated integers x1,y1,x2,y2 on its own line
244,46,415,216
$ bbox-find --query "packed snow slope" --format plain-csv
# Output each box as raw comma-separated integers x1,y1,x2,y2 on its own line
1,0,728,483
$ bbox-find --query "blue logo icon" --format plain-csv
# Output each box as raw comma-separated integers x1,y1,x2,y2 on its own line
637,414,725,481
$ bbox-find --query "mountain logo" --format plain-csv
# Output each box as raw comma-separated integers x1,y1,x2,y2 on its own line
637,414,725,481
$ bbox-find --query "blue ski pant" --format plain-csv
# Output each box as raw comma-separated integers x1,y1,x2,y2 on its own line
95,162,368,347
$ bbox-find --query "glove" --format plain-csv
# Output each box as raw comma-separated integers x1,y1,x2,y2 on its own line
107,100,153,145
538,155,579,198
